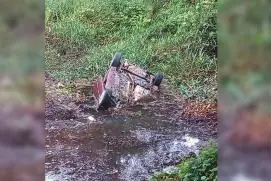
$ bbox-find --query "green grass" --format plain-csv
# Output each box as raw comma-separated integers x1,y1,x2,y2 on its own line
45,0,217,101
150,141,217,181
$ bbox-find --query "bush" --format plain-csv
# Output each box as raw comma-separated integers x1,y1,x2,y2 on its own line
151,142,218,181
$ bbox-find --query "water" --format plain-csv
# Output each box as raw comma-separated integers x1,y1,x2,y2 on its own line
45,102,214,181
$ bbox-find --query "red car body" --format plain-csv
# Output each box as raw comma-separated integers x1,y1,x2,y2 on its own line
92,52,163,110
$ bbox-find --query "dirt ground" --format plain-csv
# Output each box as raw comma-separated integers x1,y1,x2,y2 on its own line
44,72,218,180
45,72,218,132
44,72,271,181
2,71,270,181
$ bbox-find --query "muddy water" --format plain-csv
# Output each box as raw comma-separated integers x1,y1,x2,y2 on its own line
45,99,215,181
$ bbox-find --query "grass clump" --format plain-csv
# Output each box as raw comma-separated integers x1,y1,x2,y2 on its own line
150,141,217,181
45,0,217,101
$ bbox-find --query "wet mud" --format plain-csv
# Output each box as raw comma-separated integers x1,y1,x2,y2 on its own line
45,74,217,181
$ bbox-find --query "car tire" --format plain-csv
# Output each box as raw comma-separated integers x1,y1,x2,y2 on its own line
97,90,115,110
152,72,164,86
110,52,122,67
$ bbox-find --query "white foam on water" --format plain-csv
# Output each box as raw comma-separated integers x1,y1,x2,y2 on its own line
168,135,200,153
88,115,96,122
182,135,200,147
119,134,203,181
45,165,74,181
162,166,179,174
132,129,153,143
45,172,60,181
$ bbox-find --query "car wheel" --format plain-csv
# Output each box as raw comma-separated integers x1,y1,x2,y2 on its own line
152,72,164,86
110,52,122,67
97,90,115,110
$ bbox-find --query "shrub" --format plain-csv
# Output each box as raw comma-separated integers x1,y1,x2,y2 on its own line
151,142,218,181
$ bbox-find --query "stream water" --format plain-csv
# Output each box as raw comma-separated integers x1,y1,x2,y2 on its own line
45,100,215,181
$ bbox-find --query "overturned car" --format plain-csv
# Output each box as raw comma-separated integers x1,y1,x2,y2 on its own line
92,52,164,110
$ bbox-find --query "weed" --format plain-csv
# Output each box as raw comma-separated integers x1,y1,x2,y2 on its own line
45,0,217,101
150,141,218,181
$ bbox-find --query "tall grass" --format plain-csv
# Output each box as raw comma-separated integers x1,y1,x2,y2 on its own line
45,0,217,101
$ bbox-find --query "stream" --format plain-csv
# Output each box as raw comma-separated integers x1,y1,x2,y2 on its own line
45,97,215,181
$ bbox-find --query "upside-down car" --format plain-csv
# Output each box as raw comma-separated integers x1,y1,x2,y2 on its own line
92,52,164,110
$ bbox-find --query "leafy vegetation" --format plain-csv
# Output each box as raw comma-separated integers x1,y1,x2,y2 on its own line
45,0,217,101
151,142,217,181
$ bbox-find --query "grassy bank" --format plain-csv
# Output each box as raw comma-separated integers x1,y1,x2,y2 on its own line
151,142,217,181
45,0,217,101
